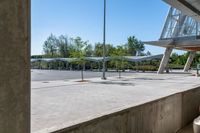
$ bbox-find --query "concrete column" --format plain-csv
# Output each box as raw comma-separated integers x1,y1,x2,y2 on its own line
0,0,30,133
157,47,173,74
183,51,196,72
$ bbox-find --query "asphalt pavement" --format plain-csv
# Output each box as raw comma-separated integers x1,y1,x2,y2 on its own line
31,69,140,81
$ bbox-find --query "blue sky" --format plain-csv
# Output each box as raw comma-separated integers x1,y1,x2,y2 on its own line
31,0,184,55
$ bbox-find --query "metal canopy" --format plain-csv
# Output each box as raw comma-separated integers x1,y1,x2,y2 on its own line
144,6,200,51
31,55,163,63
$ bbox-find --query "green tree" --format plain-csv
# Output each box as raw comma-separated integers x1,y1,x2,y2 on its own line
85,43,94,57
170,53,179,64
110,45,128,78
94,43,103,57
126,36,145,56
94,43,116,57
43,34,58,57
106,44,116,56
57,35,69,57
70,37,87,81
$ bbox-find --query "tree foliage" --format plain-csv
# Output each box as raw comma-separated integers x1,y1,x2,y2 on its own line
40,34,200,71
43,34,58,57
126,36,145,56
42,34,148,59
111,46,128,77
69,37,89,81
57,35,69,58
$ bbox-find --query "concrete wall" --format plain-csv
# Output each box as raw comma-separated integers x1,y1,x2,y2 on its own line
182,88,200,126
0,0,30,133
56,87,200,133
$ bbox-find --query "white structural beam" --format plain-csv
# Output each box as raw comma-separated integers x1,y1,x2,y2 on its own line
160,7,174,39
163,0,200,23
183,51,196,72
144,38,200,51
158,47,173,74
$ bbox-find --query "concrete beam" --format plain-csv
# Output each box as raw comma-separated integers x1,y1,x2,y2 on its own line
145,37,200,48
0,0,30,133
157,47,173,74
183,51,196,72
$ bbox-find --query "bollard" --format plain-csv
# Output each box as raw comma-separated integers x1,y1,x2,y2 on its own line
194,116,200,133
197,64,200,77
194,106,200,133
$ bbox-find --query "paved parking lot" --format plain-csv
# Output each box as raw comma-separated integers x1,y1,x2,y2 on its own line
31,69,142,81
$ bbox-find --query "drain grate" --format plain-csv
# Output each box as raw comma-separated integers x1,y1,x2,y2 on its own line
42,81,49,83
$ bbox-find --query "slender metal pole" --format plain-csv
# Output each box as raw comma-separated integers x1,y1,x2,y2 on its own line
102,0,106,80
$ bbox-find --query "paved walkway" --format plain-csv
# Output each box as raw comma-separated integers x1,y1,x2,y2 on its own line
31,72,200,133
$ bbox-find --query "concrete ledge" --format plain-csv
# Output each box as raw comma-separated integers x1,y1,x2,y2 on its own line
55,87,200,133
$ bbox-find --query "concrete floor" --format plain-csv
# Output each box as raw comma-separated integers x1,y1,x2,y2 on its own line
31,71,200,133
178,124,193,133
